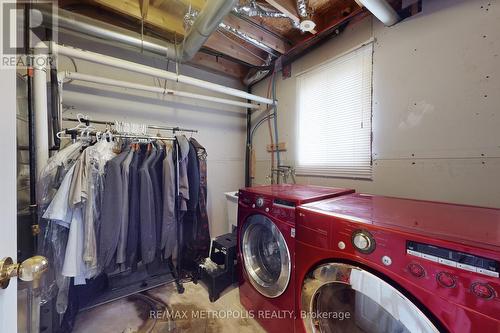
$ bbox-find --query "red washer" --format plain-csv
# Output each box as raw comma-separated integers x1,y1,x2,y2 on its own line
295,193,500,333
237,185,354,333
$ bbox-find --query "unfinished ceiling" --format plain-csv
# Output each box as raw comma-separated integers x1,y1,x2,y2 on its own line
55,0,398,82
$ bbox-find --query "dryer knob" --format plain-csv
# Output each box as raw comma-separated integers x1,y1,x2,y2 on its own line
352,230,376,254
256,197,265,208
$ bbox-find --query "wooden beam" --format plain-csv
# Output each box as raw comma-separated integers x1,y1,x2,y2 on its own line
152,0,206,10
264,0,300,25
90,0,185,35
189,53,246,78
223,15,289,54
205,33,265,66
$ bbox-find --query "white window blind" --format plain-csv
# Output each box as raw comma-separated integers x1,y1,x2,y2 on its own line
296,43,373,179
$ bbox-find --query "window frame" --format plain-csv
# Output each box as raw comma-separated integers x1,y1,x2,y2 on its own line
294,40,374,180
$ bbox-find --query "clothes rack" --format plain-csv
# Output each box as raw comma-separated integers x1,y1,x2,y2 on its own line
51,117,195,311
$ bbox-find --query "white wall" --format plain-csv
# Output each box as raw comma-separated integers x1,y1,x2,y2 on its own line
252,0,500,208
58,34,247,237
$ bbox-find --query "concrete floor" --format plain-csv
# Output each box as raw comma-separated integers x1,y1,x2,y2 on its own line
74,282,266,333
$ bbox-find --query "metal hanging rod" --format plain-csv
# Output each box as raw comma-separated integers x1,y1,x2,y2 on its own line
64,128,176,141
62,117,199,134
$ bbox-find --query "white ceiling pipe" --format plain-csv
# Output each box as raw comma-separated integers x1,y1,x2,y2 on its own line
60,71,261,110
356,0,400,26
52,43,276,105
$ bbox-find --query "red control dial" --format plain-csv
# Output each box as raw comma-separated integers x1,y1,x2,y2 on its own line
408,263,426,278
436,272,456,288
471,282,496,300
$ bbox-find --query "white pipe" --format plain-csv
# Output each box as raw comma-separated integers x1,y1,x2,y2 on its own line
59,71,261,109
52,43,276,105
356,0,400,26
33,43,50,174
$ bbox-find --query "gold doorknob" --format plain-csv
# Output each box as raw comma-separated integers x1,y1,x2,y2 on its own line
0,256,49,289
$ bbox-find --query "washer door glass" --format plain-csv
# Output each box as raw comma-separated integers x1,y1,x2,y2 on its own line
241,214,291,298
302,263,440,333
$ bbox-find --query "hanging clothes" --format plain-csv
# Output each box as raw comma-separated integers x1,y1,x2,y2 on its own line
149,142,165,256
180,137,211,274
161,145,176,259
190,138,211,259
38,141,82,313
116,148,134,265
126,144,147,269
176,135,190,212
70,139,116,277
38,128,205,321
98,148,129,270
139,144,158,265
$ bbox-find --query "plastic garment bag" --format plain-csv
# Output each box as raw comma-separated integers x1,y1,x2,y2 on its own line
37,142,82,313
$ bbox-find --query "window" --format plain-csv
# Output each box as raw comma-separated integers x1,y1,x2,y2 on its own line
296,43,373,179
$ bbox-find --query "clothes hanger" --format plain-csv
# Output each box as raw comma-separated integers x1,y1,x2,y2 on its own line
56,113,88,139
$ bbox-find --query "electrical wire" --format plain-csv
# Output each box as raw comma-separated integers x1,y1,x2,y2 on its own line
272,70,281,174
266,72,275,181
251,113,274,139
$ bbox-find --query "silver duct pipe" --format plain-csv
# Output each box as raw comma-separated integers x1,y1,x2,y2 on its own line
296,0,309,19
243,55,272,86
182,0,238,60
218,22,279,56
183,4,279,57
296,0,316,32
233,1,288,18
356,0,400,26
233,0,300,30
41,0,236,62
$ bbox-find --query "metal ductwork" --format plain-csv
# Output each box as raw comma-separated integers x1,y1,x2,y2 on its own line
356,0,400,26
40,0,237,62
297,0,308,19
243,55,272,86
218,22,279,56
233,1,288,18
181,0,238,60
296,0,315,32
183,3,280,57
233,0,301,30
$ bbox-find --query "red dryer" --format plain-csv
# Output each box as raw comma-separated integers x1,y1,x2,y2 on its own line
237,185,354,333
295,193,500,333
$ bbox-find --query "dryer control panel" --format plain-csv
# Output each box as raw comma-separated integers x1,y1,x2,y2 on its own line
406,241,499,278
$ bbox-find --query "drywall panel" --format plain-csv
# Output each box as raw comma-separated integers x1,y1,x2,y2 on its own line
252,0,500,208
373,0,500,160
58,34,246,237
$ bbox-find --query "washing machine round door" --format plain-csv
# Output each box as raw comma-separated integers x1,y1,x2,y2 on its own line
241,214,291,298
302,263,440,333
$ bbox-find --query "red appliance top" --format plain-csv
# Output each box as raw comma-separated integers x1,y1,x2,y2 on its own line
240,184,354,204
300,193,500,251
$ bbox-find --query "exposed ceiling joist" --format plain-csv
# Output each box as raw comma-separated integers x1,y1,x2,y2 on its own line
205,32,266,66
189,53,246,78
91,0,185,35
264,0,300,24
